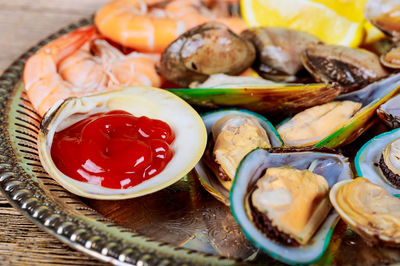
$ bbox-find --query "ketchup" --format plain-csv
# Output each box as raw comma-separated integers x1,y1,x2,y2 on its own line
51,110,175,189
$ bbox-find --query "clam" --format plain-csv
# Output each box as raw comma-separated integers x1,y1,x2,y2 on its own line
365,0,400,39
355,127,400,195
230,148,352,264
330,178,400,247
277,73,400,148
38,86,207,199
194,109,282,205
380,43,400,69
377,93,400,128
157,22,255,87
301,43,389,93
240,27,320,82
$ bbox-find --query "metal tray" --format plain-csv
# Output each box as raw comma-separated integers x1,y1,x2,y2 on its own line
0,18,399,265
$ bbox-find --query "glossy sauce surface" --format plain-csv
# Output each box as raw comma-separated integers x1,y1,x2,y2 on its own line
51,110,175,189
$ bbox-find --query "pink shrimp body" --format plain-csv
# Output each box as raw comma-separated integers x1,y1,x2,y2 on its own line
23,26,162,116
94,0,245,53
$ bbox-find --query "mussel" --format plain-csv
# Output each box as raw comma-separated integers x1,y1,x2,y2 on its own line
379,138,400,188
302,43,388,93
194,109,282,205
38,86,207,199
330,178,400,246
277,101,362,147
157,22,255,87
241,27,320,82
277,73,400,148
230,148,352,264
356,128,400,195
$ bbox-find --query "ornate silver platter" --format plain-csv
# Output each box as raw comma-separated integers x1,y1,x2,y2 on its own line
1,19,400,265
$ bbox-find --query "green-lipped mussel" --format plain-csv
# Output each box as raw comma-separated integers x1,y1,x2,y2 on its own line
168,81,341,116
194,109,282,205
356,128,400,195
277,73,400,148
330,178,400,247
38,87,207,199
230,148,352,265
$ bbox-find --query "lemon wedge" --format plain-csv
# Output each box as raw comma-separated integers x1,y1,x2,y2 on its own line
240,0,366,47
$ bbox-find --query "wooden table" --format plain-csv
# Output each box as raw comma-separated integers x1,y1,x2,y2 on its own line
0,1,109,264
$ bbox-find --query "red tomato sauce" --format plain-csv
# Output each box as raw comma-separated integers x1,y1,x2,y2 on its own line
51,110,175,189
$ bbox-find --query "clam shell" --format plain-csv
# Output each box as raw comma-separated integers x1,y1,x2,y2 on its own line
194,109,282,205
167,83,340,116
355,128,400,195
330,179,400,246
38,86,207,199
377,93,400,128
230,148,352,265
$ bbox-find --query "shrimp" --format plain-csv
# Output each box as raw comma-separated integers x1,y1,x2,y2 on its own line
94,0,246,53
23,26,162,116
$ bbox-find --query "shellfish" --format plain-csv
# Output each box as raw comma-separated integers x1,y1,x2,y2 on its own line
301,43,389,93
240,27,320,82
330,178,400,246
38,86,207,199
157,22,255,87
277,73,400,148
377,93,400,128
230,148,352,264
355,127,400,195
194,109,282,205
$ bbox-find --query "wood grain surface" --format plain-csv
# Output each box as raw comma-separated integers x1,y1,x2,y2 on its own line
0,1,109,265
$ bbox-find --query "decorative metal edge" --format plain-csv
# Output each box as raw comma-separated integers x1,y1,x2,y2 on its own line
0,18,243,266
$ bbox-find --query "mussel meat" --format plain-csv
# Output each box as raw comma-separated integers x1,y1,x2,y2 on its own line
379,138,400,189
212,114,272,190
157,22,255,87
195,109,282,205
249,166,330,246
277,101,362,147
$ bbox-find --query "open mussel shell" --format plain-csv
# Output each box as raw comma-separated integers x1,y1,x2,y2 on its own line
38,86,207,199
167,83,340,116
355,128,400,195
230,148,352,265
311,73,400,148
330,178,400,247
194,109,282,205
377,93,400,128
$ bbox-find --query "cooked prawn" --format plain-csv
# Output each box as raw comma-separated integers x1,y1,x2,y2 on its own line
23,26,162,116
94,0,246,53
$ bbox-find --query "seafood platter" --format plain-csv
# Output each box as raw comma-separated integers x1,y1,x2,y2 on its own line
2,0,400,265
